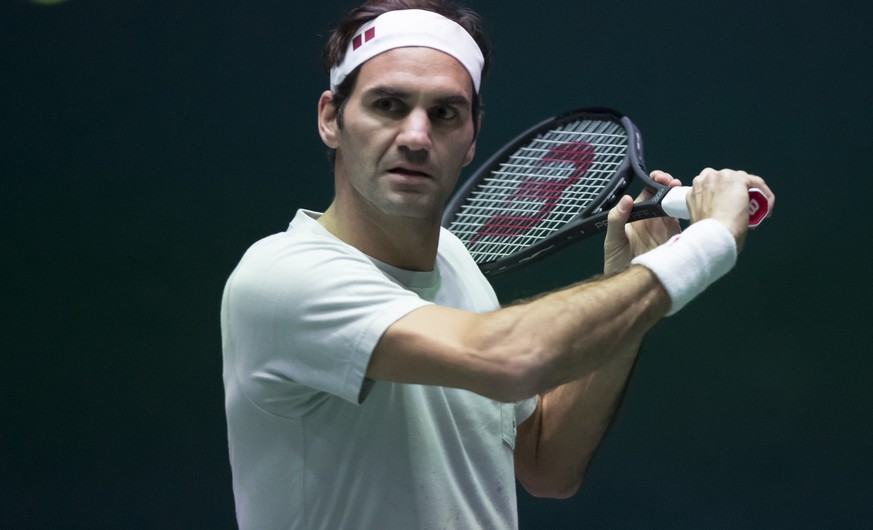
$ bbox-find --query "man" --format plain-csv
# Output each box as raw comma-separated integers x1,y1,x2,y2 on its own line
221,1,775,528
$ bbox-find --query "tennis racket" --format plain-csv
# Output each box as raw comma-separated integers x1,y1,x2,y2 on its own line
441,107,768,277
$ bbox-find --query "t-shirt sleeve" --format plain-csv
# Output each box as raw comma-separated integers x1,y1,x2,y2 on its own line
516,396,538,425
221,234,432,414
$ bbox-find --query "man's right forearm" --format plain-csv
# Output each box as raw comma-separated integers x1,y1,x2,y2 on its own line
370,266,668,403
471,265,669,398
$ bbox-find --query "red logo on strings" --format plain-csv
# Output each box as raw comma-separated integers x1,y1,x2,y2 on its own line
472,142,595,243
353,27,376,50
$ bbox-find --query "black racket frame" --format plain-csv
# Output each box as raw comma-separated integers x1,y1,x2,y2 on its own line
442,107,670,276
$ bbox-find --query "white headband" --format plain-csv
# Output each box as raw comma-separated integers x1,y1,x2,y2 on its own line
329,9,484,93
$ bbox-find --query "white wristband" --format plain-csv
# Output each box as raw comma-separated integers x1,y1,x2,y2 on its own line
631,219,737,316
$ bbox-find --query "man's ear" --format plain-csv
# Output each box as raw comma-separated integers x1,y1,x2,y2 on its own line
318,90,340,149
463,114,481,167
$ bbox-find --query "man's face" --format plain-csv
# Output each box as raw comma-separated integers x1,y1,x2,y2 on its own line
324,47,478,221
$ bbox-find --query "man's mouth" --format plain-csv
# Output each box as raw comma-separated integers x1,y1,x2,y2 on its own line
389,167,431,178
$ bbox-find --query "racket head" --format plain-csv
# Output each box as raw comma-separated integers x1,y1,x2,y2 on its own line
442,107,648,276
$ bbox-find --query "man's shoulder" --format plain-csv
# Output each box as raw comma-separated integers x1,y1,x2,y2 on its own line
242,209,358,264
226,210,381,298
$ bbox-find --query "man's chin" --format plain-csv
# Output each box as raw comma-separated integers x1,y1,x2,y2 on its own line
378,200,443,221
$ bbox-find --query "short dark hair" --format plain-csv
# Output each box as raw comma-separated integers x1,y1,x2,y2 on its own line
322,0,490,160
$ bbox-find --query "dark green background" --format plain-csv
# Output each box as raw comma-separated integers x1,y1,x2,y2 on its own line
3,0,871,527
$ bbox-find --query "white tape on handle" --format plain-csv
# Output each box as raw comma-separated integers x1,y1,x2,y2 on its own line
660,186,769,227
661,186,691,219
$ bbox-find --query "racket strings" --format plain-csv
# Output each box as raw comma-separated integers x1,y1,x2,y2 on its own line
448,119,629,263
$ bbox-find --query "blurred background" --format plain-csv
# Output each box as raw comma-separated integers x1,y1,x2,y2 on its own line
3,0,871,527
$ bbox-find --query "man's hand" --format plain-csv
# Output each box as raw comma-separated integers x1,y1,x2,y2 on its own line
603,170,681,275
686,168,776,252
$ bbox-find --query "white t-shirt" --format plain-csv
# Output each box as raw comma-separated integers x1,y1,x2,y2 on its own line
221,210,537,530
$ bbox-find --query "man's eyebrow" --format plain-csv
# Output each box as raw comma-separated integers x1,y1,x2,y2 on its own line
434,94,471,107
365,85,409,99
364,85,470,107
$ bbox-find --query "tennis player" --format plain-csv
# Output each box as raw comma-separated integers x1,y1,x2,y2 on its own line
220,0,775,528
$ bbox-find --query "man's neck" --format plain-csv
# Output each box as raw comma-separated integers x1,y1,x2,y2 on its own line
318,202,441,272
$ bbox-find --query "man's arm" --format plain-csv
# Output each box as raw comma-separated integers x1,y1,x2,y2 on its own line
368,168,774,495
512,180,678,498
513,336,643,498
513,169,776,498
368,264,669,403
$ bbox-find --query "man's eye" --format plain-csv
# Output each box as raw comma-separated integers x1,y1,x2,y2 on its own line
432,107,458,121
374,99,402,113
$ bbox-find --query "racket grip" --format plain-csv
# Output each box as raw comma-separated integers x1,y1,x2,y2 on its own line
661,186,769,227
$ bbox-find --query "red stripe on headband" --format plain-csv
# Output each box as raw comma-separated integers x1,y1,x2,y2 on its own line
352,27,377,51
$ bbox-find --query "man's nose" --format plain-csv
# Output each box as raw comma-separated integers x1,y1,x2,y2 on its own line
396,109,432,152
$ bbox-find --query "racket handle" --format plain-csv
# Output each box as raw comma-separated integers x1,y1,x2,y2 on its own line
661,186,769,227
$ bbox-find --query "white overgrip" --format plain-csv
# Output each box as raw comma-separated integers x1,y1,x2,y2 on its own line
660,186,769,227
660,186,691,219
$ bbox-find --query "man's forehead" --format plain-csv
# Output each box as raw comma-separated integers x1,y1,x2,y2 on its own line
355,47,476,99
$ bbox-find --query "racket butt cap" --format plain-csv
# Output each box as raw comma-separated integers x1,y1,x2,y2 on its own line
748,188,768,227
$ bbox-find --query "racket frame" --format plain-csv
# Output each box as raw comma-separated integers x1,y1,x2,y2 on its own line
442,107,665,276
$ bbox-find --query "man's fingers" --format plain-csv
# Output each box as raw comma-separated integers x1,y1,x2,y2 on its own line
605,195,634,239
